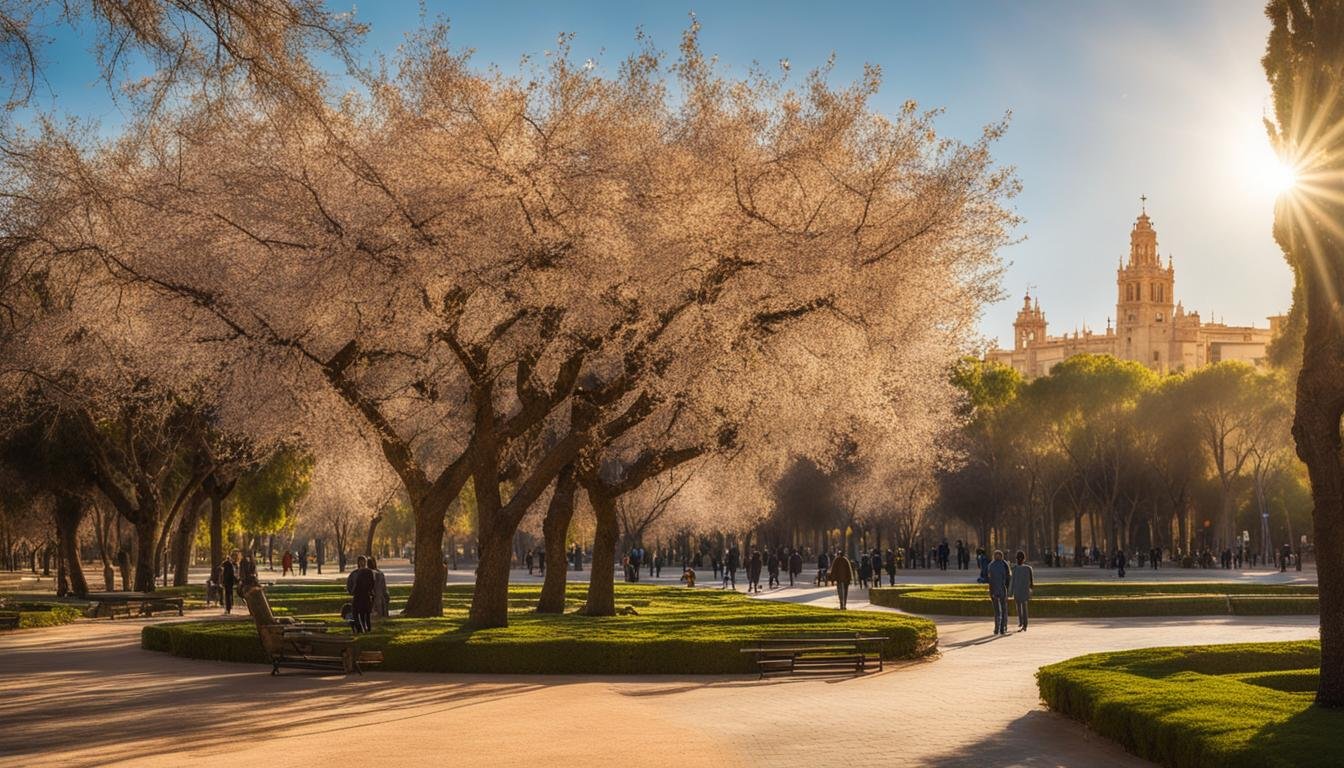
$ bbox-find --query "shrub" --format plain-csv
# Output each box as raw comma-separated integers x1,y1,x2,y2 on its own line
142,585,937,674
1038,642,1338,768
869,583,1317,617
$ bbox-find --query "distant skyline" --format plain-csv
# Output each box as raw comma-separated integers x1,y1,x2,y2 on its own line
28,0,1290,346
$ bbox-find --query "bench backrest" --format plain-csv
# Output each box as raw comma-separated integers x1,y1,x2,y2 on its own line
241,585,287,655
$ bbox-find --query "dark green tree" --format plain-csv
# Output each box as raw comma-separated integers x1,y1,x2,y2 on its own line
1264,0,1344,706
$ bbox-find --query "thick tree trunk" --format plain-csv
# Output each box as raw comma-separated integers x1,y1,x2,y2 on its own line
582,488,620,617
467,523,515,628
53,493,88,598
402,500,448,617
132,518,160,592
172,494,207,586
1293,323,1344,706
538,465,578,614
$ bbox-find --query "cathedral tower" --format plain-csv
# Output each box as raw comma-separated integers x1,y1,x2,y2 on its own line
1012,291,1046,351
1115,198,1175,370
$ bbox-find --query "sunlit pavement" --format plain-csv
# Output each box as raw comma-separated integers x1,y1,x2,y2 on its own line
0,571,1321,768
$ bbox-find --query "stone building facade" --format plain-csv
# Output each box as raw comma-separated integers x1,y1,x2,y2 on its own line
988,205,1280,378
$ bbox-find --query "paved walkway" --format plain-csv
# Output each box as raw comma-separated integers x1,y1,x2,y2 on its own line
0,586,1319,768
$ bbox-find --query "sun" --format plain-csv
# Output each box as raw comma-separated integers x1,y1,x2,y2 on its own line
1263,157,1299,193
1245,134,1299,194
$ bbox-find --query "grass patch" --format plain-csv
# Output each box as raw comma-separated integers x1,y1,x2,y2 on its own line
1037,641,1340,768
870,582,1318,617
0,602,84,630
142,584,937,674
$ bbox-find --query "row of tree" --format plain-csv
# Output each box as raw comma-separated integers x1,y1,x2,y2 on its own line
941,355,1303,564
0,4,1015,626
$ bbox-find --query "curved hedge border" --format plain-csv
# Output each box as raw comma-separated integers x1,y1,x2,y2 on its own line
143,586,938,674
1038,641,1333,768
870,582,1318,617
0,603,84,630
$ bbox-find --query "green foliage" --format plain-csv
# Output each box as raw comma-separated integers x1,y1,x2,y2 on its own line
951,357,1022,415
0,603,83,630
142,584,937,674
1038,641,1339,767
869,582,1318,617
229,449,313,535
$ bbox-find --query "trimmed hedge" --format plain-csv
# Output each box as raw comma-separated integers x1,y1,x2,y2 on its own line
1038,641,1339,768
0,603,84,630
143,584,938,674
870,582,1318,617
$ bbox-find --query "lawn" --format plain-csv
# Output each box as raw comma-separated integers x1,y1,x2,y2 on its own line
1037,641,1340,768
142,583,938,674
869,582,1318,617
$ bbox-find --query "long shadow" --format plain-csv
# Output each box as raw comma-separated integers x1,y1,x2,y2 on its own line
920,709,1142,768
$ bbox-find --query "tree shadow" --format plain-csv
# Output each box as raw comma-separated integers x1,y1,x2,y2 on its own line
921,709,1142,767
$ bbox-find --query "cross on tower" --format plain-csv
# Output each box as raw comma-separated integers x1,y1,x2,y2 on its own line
1140,194,1147,214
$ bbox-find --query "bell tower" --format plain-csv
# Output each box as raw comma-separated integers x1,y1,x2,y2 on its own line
1012,291,1047,351
1115,196,1175,370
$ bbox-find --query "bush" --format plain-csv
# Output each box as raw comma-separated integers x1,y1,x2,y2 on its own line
0,604,84,630
142,585,937,674
869,583,1318,617
1038,641,1340,768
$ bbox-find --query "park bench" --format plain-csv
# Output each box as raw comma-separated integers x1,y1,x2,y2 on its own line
242,584,382,676
84,592,185,619
0,612,19,630
741,635,887,679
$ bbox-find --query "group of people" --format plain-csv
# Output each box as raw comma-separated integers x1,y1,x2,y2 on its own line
209,549,258,614
279,548,310,576
342,555,391,633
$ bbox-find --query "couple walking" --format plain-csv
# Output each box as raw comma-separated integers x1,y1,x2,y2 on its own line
984,550,1034,635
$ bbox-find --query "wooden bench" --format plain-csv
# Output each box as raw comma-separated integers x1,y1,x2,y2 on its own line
742,635,887,679
243,584,382,676
0,612,19,630
84,593,184,619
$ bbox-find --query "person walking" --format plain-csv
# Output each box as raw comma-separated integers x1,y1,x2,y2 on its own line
239,553,258,591
858,552,872,589
346,555,376,633
368,557,391,619
788,548,803,587
976,548,989,584
298,543,309,576
220,550,239,615
281,550,294,577
816,550,830,586
525,549,535,575
937,540,950,571
747,549,763,593
726,546,740,591
766,549,780,589
1011,550,1034,632
986,549,1012,635
1115,549,1127,578
537,547,546,576
828,551,854,609
884,548,896,586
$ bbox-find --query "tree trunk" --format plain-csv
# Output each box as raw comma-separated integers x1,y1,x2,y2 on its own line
53,493,89,598
582,487,620,617
1293,326,1344,705
401,499,448,617
538,465,578,614
364,512,383,560
131,517,160,592
171,493,207,586
467,522,514,628
208,492,224,571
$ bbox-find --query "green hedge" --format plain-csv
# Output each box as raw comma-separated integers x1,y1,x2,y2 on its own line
1038,641,1339,768
142,585,937,674
870,582,1318,617
0,604,84,630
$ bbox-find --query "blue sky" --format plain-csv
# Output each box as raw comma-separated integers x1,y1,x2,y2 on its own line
30,0,1288,346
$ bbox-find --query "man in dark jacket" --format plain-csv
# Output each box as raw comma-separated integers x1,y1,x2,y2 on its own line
788,549,803,586
827,551,854,609
220,551,239,615
346,555,376,633
726,546,740,590
766,549,780,589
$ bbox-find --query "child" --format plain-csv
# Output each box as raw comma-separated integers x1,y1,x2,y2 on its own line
680,567,696,588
